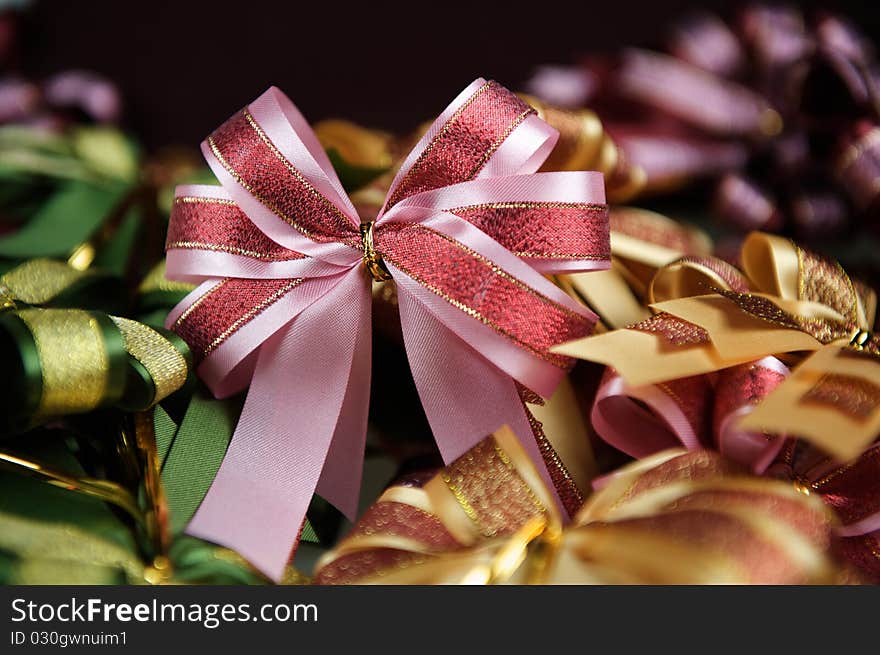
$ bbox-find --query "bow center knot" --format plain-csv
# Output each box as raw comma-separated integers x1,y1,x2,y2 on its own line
359,221,392,282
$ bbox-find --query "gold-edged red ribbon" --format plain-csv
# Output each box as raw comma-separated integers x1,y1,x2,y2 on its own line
314,439,847,584
557,206,713,332
556,231,879,463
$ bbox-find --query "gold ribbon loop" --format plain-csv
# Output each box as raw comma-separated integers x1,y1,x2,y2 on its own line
16,309,109,417
110,317,189,405
0,259,89,306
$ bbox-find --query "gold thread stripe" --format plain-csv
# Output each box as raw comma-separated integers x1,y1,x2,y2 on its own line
110,316,189,404
448,201,610,260
811,461,854,489
174,196,238,206
465,107,534,179
440,471,482,527
207,110,355,244
450,201,608,212
512,251,610,260
204,279,303,355
384,252,571,368
172,279,228,329
492,441,547,516
242,110,354,230
386,225,589,322
166,241,299,262
524,404,584,510
441,437,547,538
658,382,687,409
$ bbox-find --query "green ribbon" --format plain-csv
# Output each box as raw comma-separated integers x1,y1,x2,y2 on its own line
0,259,192,433
0,437,271,584
0,180,131,261
133,261,327,544
154,392,324,544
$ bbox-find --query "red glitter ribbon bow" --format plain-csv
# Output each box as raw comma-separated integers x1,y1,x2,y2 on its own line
164,79,609,579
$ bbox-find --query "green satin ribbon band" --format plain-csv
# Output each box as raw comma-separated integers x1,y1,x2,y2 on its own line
154,394,321,544
0,257,327,560
0,438,273,584
155,392,241,536
0,312,43,424
0,511,146,584
0,181,131,262
0,257,191,432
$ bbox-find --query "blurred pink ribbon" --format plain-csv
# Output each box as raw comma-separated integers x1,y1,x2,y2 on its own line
591,356,789,474
164,79,610,579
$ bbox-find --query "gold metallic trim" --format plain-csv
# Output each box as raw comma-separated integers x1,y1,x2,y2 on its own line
380,225,588,366
204,279,303,355
387,225,587,321
492,441,547,516
523,403,585,509
166,240,296,262
17,309,108,416
0,259,87,305
449,201,610,260
207,110,355,244
172,279,228,329
466,107,534,179
441,438,547,539
359,221,392,281
174,196,238,206
440,471,482,527
385,252,571,368
110,317,189,404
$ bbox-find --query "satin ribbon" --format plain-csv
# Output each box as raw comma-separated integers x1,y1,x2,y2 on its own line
314,439,842,585
590,355,789,472
520,94,646,203
766,440,880,582
557,206,712,333
164,79,610,580
611,48,782,137
556,231,880,578
558,231,877,461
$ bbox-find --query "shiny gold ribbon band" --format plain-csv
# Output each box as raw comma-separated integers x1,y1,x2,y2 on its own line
16,308,110,417
110,317,189,405
0,259,90,306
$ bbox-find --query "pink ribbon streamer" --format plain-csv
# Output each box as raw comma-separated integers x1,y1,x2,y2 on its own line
164,79,610,580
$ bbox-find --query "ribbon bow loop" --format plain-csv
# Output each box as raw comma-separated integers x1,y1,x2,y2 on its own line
164,78,610,580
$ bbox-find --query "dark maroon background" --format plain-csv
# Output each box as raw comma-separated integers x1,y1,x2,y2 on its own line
14,0,880,150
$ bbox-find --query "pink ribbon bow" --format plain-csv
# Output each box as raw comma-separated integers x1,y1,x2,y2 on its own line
164,78,610,579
